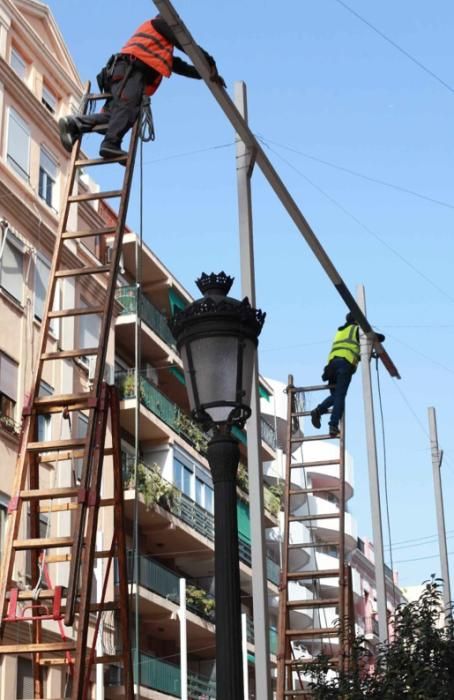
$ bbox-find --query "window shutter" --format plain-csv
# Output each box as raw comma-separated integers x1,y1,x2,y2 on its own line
16,657,33,699
0,352,18,401
34,255,50,320
7,109,30,179
0,231,23,302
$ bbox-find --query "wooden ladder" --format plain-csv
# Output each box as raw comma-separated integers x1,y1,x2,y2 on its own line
276,376,354,698
0,88,139,699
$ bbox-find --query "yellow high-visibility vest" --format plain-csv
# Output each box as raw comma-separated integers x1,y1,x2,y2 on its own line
327,324,360,367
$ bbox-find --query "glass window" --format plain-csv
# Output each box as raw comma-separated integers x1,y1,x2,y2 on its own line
17,658,33,699
34,254,50,321
7,108,30,181
173,458,192,497
205,486,214,514
0,230,24,302
79,300,101,366
10,48,26,79
195,477,204,506
39,147,58,210
37,382,52,443
0,352,18,420
0,502,7,560
42,85,57,114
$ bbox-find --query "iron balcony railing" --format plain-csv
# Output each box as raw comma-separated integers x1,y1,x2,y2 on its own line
115,369,276,453
130,650,216,699
115,285,177,348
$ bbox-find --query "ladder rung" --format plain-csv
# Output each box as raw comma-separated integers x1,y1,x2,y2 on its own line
19,486,80,499
75,155,128,167
48,306,104,319
287,597,339,609
0,641,76,654
285,657,339,666
7,589,61,601
39,450,85,463
39,657,75,666
94,653,124,665
40,497,115,516
27,438,87,453
62,227,117,240
289,513,341,522
68,189,122,203
289,486,341,496
41,348,98,361
288,569,339,580
286,627,339,638
295,434,340,442
293,384,329,393
33,392,95,414
54,265,111,278
291,460,340,468
13,536,73,550
291,541,339,549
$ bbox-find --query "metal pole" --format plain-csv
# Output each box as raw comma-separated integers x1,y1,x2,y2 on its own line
234,80,272,700
241,613,250,700
357,284,388,643
153,0,400,378
207,431,244,700
179,578,188,700
96,534,105,700
428,407,452,616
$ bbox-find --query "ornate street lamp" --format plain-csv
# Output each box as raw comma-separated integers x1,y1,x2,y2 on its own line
170,272,265,700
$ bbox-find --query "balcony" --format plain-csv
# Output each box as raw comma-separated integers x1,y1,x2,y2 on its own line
132,651,216,699
115,286,176,349
246,617,278,656
122,456,280,587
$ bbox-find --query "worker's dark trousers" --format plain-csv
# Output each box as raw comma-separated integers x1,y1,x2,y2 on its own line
316,358,354,428
75,58,146,146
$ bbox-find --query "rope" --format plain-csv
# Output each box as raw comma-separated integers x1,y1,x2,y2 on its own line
374,357,398,608
140,96,155,143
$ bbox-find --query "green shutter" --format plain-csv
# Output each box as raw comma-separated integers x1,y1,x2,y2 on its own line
259,385,271,401
169,366,186,385
237,500,251,544
168,288,187,316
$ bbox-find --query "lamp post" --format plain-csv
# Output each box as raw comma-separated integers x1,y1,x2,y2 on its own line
170,272,265,700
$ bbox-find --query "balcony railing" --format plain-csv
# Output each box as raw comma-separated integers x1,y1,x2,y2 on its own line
115,285,177,349
246,618,278,655
116,369,276,455
132,650,216,699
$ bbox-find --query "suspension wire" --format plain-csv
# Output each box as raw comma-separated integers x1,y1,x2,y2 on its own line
374,357,398,607
132,120,145,698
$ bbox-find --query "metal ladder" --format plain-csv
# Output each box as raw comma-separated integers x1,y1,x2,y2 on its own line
0,88,139,699
276,376,354,698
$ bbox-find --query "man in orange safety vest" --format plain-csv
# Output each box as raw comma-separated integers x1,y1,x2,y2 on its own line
58,15,224,159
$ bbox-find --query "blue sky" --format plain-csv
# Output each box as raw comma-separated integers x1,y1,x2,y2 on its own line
47,0,454,588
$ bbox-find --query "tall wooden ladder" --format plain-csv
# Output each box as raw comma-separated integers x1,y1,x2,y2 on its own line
276,376,354,698
0,87,139,699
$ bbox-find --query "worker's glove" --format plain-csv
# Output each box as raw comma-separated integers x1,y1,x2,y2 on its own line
209,66,227,88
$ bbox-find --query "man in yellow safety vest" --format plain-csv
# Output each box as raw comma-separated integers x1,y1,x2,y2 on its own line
311,312,384,437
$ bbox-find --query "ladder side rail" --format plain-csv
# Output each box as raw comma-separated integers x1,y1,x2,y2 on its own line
29,447,44,699
70,383,110,698
338,417,347,661
276,375,297,697
65,120,140,626
110,385,134,699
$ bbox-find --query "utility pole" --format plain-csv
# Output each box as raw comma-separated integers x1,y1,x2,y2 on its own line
428,407,452,616
234,80,272,700
357,284,388,643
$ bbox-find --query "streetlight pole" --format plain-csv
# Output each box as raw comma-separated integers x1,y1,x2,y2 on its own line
169,272,265,700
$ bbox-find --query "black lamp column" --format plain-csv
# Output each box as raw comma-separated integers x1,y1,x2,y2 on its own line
207,430,243,699
169,272,265,700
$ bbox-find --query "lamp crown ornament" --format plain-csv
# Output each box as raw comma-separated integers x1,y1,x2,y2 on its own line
169,272,265,431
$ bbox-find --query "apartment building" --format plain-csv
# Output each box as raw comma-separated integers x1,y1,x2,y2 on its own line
0,2,282,697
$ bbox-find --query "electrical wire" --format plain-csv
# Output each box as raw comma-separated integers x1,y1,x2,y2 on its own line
143,141,235,166
332,0,454,95
258,137,454,305
259,136,454,211
395,550,454,566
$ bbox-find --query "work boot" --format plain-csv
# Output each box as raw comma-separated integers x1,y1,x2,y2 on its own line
311,408,321,430
58,116,81,152
99,140,128,160
329,423,340,438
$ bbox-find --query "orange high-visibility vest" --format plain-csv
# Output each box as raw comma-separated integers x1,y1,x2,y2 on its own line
120,20,174,95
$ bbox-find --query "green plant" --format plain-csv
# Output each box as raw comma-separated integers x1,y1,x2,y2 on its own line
306,577,454,699
125,461,179,510
236,462,249,493
186,584,215,621
175,410,209,454
121,373,136,399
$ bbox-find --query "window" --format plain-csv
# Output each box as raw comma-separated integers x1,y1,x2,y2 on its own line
17,658,33,699
174,457,192,498
79,300,101,366
195,477,214,514
0,352,18,421
34,254,50,320
0,500,7,561
39,147,58,210
7,108,30,181
42,85,57,114
10,48,26,80
37,382,53,443
0,229,24,302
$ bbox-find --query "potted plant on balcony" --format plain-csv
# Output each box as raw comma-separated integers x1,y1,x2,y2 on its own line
186,584,216,622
